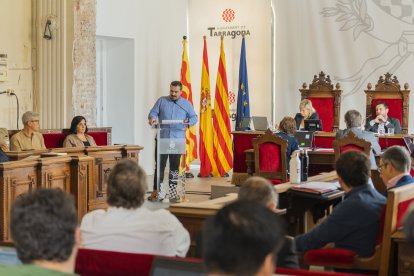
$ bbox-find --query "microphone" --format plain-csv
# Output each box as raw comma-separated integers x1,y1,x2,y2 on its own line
173,100,190,123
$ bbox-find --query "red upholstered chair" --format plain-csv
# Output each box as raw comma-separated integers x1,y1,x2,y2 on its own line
365,72,410,134
299,71,342,132
303,184,414,276
75,248,155,276
251,129,288,184
332,131,371,162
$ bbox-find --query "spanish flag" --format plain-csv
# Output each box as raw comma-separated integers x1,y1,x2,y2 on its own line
212,37,233,176
199,36,217,177
180,36,198,172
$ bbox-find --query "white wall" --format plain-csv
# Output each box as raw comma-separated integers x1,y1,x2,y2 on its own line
96,0,188,173
0,0,33,130
99,37,135,144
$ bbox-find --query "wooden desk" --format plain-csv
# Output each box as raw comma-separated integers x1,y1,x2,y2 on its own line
0,155,94,240
169,193,238,257
233,131,410,184
6,145,143,211
392,231,414,275
169,193,286,257
0,145,143,240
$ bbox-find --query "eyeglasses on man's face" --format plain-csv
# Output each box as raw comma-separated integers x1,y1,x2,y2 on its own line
378,162,388,173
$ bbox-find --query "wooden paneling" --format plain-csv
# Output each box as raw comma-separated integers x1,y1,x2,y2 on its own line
0,145,142,240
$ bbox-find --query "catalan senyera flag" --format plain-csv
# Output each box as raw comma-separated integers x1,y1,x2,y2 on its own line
180,37,197,172
235,36,250,131
212,37,233,176
199,36,217,177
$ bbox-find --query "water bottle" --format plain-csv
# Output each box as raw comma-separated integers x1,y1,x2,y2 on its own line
378,123,385,135
290,150,301,184
301,150,309,182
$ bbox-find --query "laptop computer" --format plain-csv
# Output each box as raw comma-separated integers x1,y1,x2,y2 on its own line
403,137,414,154
240,116,251,130
149,256,205,276
304,119,323,132
251,116,269,131
294,131,314,148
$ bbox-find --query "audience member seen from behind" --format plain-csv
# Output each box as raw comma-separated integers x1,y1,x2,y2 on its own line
238,176,299,269
0,188,80,275
80,159,190,257
294,99,320,130
10,111,46,151
63,116,97,147
295,151,386,258
0,128,9,162
364,101,402,134
378,146,414,196
336,109,381,169
276,116,299,168
203,201,285,276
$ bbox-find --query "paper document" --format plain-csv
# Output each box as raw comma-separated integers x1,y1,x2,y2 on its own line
291,181,340,194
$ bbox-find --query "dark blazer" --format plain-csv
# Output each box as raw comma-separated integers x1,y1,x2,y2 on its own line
383,174,414,197
276,132,299,169
294,112,320,130
278,236,299,269
295,184,386,257
364,117,402,134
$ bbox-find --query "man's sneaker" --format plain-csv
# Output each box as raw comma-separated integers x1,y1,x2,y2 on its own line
169,197,181,204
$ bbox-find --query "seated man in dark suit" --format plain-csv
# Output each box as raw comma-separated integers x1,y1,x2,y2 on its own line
378,146,414,196
238,176,299,269
276,116,299,168
203,200,285,276
364,101,402,134
295,151,386,258
336,109,381,169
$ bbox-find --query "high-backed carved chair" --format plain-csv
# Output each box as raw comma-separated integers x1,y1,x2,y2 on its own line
332,131,371,161
365,72,410,134
252,129,288,184
303,183,414,276
299,71,342,132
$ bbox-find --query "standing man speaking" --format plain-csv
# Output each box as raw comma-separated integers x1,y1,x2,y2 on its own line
148,81,198,202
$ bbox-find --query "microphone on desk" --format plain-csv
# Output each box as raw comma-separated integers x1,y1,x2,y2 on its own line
173,100,190,124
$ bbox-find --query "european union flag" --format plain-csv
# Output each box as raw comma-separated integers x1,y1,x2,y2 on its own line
235,36,250,131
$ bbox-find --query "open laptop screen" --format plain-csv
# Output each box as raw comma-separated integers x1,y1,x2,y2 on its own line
304,119,323,131
149,256,205,276
294,131,314,148
251,116,268,131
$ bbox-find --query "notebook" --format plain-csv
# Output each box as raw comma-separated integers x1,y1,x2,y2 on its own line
403,137,414,154
290,181,340,194
251,116,269,131
294,131,314,148
149,256,205,276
